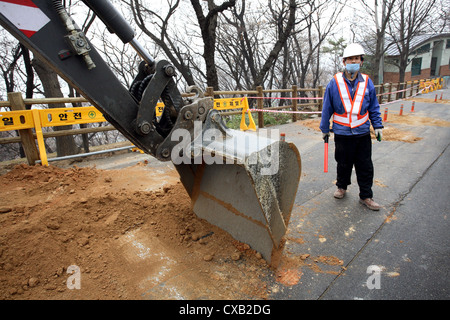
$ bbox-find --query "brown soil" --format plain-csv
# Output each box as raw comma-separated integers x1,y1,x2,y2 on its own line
300,112,450,143
405,97,450,105
384,113,450,128
0,163,272,300
0,162,348,300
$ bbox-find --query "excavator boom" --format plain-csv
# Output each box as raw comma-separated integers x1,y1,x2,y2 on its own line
0,0,301,265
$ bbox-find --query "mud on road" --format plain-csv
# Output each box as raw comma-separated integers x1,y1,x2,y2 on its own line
0,163,273,299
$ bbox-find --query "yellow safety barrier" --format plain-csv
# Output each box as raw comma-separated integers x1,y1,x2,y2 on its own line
420,81,434,93
33,107,107,166
38,106,105,126
1,97,256,164
0,106,107,166
213,97,256,131
154,102,165,117
420,78,444,93
131,147,144,154
154,97,256,131
31,109,47,166
0,109,35,131
433,78,442,90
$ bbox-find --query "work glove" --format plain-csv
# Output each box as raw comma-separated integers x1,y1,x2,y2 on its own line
322,132,330,141
375,129,382,141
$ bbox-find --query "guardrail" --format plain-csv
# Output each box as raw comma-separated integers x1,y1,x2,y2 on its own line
0,94,256,165
0,77,444,165
1,104,106,166
205,85,323,126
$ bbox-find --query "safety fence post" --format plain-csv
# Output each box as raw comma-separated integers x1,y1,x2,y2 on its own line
387,83,393,103
257,86,264,128
205,87,214,98
291,85,298,122
318,85,324,114
7,92,40,165
379,83,384,104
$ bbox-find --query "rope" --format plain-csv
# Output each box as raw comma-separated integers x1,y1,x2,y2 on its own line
243,83,433,114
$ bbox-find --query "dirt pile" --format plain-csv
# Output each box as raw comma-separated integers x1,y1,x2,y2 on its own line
299,113,450,143
405,97,450,105
0,164,270,300
384,113,450,127
0,163,350,300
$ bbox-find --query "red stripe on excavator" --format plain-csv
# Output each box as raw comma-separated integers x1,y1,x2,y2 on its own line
20,29,36,37
0,0,49,38
0,0,37,8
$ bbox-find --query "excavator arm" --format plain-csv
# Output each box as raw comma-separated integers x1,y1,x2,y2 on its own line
0,0,301,265
0,0,207,160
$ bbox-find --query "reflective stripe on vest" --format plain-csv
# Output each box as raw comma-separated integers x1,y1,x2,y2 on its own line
333,73,369,128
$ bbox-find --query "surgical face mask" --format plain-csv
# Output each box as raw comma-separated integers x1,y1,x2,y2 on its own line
346,63,360,74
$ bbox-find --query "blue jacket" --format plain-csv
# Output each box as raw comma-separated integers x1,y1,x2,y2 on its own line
319,72,383,135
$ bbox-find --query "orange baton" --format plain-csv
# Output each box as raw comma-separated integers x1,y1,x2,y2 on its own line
324,134,329,173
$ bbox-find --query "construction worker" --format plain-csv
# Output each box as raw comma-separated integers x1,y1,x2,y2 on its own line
320,43,384,211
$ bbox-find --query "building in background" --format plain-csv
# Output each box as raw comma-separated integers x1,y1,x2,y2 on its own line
383,33,450,83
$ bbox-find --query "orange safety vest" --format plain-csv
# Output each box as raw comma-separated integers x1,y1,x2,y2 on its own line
333,72,369,128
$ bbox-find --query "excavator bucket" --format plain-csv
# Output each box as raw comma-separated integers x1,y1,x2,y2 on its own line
173,110,301,266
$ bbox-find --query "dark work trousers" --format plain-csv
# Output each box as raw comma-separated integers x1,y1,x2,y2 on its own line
334,133,374,199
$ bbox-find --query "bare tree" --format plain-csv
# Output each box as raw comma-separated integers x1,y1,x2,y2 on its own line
289,0,345,90
217,0,297,90
0,41,22,95
189,0,236,90
216,0,265,90
430,0,450,33
128,0,198,87
20,44,34,103
28,1,103,157
386,0,438,83
32,58,79,156
0,30,36,159
359,0,397,84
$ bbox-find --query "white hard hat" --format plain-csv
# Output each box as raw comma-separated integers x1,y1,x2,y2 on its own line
343,43,365,59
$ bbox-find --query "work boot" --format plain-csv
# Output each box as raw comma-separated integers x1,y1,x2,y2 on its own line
359,198,381,211
334,188,346,199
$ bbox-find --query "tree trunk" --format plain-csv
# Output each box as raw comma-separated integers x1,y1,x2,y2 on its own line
69,86,89,153
32,58,78,157
190,0,236,91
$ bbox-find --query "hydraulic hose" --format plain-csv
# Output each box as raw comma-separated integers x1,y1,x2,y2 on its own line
52,0,96,69
81,0,155,68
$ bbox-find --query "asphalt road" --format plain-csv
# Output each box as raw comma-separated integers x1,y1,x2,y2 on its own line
73,87,450,300
270,88,450,300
